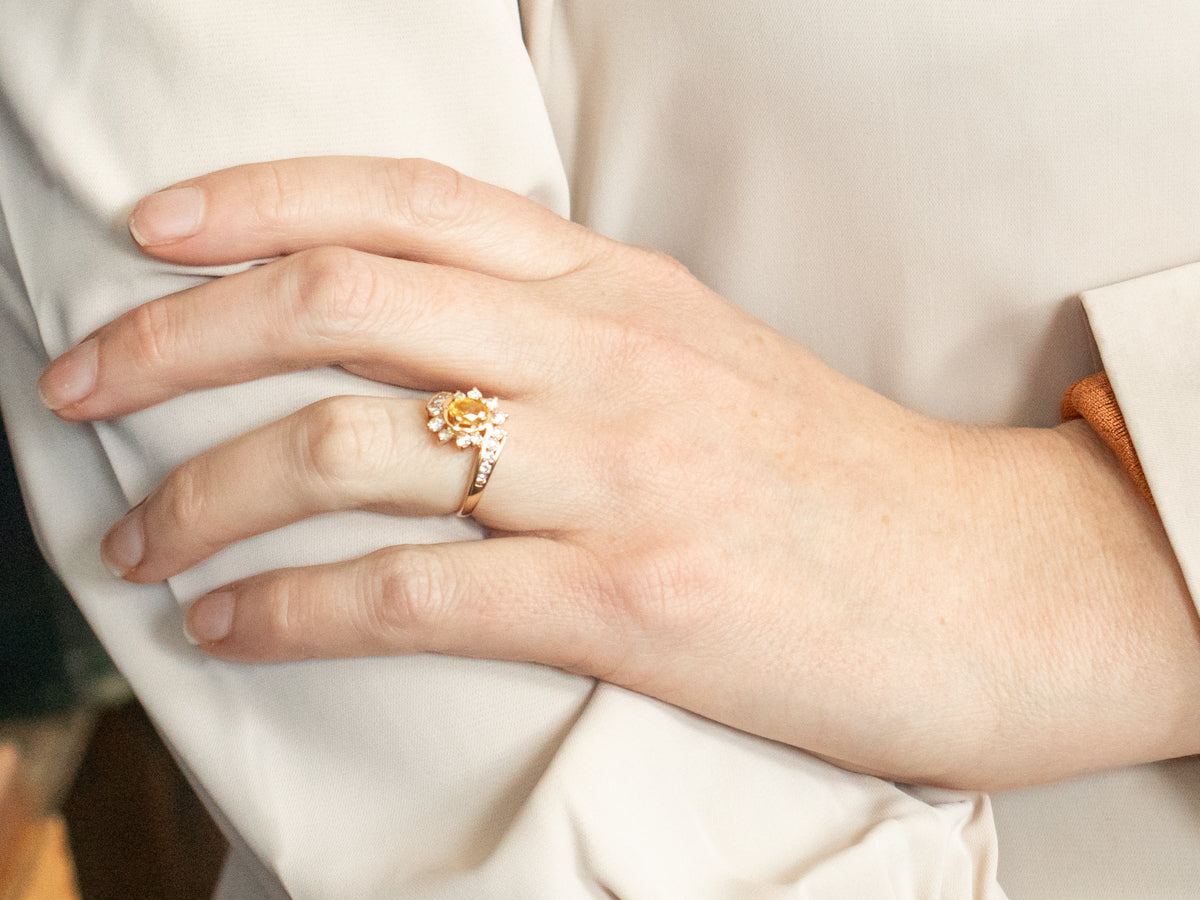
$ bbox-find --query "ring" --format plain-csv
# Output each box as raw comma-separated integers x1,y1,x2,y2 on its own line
426,388,509,517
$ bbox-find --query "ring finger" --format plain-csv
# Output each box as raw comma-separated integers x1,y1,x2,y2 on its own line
101,394,576,584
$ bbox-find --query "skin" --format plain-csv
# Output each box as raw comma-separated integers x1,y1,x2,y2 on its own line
37,156,1200,791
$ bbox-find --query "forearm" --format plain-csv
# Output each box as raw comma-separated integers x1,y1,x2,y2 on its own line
968,419,1200,787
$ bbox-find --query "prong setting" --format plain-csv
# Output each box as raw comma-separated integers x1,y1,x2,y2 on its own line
426,389,510,516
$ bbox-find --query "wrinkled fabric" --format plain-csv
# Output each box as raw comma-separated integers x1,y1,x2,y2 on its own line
1,1,1198,896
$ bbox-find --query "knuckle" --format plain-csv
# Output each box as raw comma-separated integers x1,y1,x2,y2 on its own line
260,576,311,647
297,396,395,498
157,461,212,537
368,548,454,639
127,299,179,370
544,547,685,687
246,159,310,229
573,313,643,378
580,316,689,392
641,247,696,289
383,158,469,230
604,543,717,637
292,246,386,338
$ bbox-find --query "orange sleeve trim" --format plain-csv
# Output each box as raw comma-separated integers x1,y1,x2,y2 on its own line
1061,372,1155,507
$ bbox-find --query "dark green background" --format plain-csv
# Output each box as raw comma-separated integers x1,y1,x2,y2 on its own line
0,412,121,718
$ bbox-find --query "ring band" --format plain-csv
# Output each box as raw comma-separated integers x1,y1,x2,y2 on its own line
426,389,508,517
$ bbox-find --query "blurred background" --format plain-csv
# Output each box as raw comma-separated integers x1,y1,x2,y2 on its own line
0,411,226,899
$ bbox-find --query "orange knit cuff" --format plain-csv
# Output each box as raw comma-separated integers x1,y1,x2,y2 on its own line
1061,372,1154,507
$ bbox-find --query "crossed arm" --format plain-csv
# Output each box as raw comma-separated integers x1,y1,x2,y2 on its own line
38,156,1200,790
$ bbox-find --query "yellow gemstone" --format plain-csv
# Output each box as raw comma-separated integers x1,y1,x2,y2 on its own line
445,396,491,430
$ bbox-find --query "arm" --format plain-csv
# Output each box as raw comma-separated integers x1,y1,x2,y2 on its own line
1,8,1005,896
42,156,1200,791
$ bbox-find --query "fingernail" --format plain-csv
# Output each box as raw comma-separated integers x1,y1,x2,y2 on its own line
129,186,204,246
101,504,145,578
38,338,98,410
186,592,235,644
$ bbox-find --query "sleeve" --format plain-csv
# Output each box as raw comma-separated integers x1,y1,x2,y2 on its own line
0,2,595,896
1079,262,1200,602
1061,372,1155,507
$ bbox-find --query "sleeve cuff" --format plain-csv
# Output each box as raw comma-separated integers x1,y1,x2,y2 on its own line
1061,372,1155,507
1079,260,1200,600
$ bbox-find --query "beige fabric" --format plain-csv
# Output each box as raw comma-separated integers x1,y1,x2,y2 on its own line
1080,265,1200,597
2,1,1199,897
0,1,1000,897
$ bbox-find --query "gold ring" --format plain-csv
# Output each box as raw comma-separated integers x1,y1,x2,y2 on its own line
426,389,508,517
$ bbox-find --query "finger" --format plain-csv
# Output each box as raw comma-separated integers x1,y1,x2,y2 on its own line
102,396,570,584
183,537,626,675
39,246,563,420
127,157,599,279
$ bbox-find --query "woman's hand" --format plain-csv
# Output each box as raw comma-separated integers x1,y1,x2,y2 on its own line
38,157,1200,789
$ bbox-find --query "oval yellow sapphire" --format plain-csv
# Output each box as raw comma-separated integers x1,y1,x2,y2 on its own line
445,396,491,431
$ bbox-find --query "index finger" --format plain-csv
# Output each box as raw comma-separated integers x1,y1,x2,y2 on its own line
128,156,597,280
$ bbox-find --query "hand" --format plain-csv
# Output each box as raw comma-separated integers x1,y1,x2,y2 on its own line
39,157,1200,789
